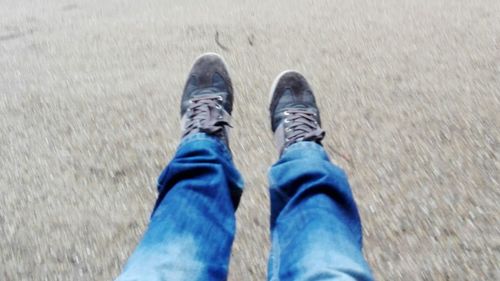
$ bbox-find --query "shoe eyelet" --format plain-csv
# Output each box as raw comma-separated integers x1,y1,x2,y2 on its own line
217,96,223,101
189,100,193,104
215,104,222,109
284,119,290,123
284,111,289,116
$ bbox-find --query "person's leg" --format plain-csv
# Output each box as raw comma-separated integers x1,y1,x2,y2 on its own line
267,71,373,281
117,53,243,281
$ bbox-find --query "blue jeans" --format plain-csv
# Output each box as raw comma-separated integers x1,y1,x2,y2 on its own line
117,133,373,281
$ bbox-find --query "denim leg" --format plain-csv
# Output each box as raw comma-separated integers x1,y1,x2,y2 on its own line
117,133,244,281
267,141,373,281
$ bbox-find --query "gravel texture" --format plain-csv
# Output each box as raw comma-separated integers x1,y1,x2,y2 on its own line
1,0,499,280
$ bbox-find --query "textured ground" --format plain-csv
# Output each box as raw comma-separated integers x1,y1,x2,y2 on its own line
1,0,499,280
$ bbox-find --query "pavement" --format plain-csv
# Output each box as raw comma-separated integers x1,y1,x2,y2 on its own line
1,0,499,280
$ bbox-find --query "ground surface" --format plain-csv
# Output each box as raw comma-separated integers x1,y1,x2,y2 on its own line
1,0,499,280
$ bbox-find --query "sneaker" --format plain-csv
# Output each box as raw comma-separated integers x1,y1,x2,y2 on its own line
180,53,234,148
269,70,325,154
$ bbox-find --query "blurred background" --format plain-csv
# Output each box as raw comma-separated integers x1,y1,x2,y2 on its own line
1,0,499,280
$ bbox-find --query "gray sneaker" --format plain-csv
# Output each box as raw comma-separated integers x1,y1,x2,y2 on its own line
180,53,234,148
269,70,325,154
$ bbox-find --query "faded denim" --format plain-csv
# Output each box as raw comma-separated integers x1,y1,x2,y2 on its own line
117,133,373,281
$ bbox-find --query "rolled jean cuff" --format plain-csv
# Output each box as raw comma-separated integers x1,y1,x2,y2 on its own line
179,133,233,161
281,141,329,161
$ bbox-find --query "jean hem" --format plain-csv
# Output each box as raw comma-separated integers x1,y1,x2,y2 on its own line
179,133,233,161
281,141,328,159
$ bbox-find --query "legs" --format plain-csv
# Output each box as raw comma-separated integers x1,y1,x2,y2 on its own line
117,53,242,281
267,71,373,280
267,142,373,280
117,134,243,281
117,54,373,280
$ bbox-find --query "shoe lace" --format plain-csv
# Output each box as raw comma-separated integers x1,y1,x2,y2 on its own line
284,108,325,146
182,94,230,138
